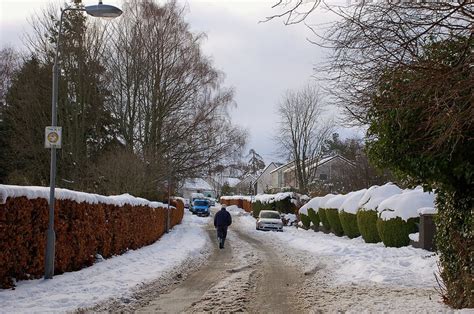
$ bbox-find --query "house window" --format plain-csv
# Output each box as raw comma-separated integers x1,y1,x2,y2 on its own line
319,173,328,181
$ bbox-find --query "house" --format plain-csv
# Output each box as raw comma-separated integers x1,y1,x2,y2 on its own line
254,162,282,194
270,154,354,192
180,178,216,199
269,161,294,192
234,174,257,195
206,175,241,196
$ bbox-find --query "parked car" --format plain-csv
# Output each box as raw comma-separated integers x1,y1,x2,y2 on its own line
189,193,205,213
256,210,283,232
192,198,211,217
205,197,216,206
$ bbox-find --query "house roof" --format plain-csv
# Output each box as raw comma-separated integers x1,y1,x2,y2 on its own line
269,161,294,174
255,162,280,181
183,178,213,191
235,173,257,187
281,154,354,173
225,177,241,187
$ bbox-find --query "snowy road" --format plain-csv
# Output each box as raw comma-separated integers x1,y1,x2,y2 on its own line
94,208,447,313
97,215,308,313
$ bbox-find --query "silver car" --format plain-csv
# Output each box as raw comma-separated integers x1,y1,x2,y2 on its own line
256,210,283,232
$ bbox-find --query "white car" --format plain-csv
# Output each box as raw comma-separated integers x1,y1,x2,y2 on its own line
256,210,283,232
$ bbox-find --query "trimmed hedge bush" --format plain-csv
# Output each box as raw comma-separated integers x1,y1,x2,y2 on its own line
0,195,183,288
325,208,344,236
307,208,320,230
252,200,274,218
318,208,331,231
339,211,360,239
299,213,311,229
356,209,381,243
274,198,297,214
376,216,419,248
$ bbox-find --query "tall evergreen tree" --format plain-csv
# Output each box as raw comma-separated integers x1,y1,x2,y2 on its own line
246,149,266,175
3,57,51,185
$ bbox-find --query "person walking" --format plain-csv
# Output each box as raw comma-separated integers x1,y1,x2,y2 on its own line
214,206,232,249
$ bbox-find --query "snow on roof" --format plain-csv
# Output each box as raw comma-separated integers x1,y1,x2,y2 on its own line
358,183,403,211
299,196,322,215
225,177,241,187
183,178,213,191
0,185,167,208
339,189,367,214
283,154,352,173
324,194,348,209
378,187,436,221
269,161,294,174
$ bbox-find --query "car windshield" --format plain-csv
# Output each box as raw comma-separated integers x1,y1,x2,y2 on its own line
260,212,281,219
194,200,208,207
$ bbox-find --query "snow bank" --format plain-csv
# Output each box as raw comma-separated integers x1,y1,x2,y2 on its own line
378,188,436,221
0,185,167,208
409,233,419,242
339,189,367,214
298,197,322,215
237,216,439,288
226,205,249,216
358,183,402,211
324,194,347,209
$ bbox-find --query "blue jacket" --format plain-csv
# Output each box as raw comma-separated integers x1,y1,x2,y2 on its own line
214,208,232,228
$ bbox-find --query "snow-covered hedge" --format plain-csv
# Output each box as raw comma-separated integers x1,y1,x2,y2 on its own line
0,185,184,288
376,187,436,247
338,189,366,239
295,183,437,248
221,192,303,218
378,187,436,221
356,184,403,243
316,194,335,232
323,194,347,236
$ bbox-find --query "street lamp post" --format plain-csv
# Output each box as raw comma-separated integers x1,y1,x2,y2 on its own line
44,0,122,280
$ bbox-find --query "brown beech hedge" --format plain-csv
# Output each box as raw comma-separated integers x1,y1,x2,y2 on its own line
219,197,252,213
0,196,184,288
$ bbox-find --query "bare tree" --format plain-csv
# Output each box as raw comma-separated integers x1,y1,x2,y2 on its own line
104,0,246,194
276,85,333,193
267,1,473,127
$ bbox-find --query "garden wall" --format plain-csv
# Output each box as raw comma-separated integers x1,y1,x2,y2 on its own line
0,185,184,288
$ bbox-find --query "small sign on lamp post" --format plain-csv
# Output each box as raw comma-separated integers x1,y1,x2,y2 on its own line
45,126,62,149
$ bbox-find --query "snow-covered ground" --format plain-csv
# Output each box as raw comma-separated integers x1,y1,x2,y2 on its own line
236,210,438,287
1,204,456,312
0,211,210,312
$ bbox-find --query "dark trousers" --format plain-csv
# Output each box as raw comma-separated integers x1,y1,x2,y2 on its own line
216,226,228,240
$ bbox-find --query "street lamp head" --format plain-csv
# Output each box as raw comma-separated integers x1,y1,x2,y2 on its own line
85,1,122,18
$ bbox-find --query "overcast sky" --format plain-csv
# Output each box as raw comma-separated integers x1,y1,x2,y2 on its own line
0,0,361,164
